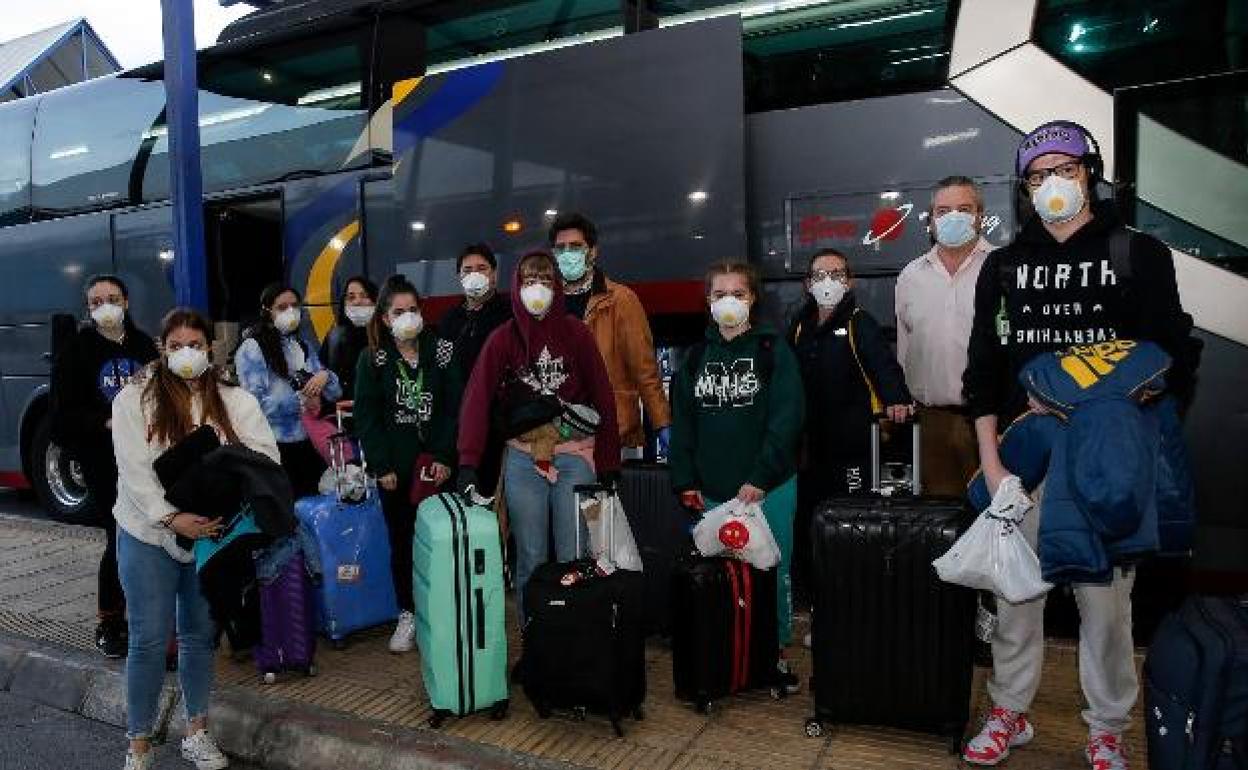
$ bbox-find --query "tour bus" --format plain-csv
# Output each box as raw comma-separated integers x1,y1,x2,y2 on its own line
0,0,1243,577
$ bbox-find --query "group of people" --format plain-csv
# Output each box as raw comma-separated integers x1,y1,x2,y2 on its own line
48,120,1195,770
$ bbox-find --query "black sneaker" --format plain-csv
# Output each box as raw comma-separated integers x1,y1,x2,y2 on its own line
95,620,127,659
776,659,800,695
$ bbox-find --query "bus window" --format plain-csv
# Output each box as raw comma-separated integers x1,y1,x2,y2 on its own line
138,23,375,202
0,97,36,226
31,77,166,219
657,0,955,113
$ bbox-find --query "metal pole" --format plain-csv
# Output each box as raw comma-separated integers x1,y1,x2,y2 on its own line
161,0,209,311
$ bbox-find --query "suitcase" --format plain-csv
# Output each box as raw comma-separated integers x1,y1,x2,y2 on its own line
805,422,974,750
517,484,646,737
294,405,399,646
671,555,781,712
412,492,509,727
255,550,318,683
618,463,690,636
1144,595,1248,770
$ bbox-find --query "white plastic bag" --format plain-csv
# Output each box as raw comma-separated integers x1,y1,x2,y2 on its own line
932,476,1052,604
692,499,781,570
580,492,643,573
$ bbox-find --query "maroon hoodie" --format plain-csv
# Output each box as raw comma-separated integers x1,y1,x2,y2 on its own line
458,260,621,473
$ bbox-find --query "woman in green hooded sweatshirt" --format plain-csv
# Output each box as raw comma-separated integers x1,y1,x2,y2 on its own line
353,275,462,654
669,260,805,692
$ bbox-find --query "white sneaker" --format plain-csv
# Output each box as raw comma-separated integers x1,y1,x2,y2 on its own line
180,729,230,770
123,749,154,770
389,610,416,653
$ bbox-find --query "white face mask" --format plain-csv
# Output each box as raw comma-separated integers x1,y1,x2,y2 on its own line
1031,174,1086,224
167,347,210,380
274,307,302,334
91,302,125,330
461,271,490,299
520,284,554,317
809,277,847,309
344,304,374,327
933,211,978,248
710,296,749,328
389,311,423,341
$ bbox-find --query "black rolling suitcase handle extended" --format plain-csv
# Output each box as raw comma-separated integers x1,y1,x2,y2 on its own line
868,418,921,497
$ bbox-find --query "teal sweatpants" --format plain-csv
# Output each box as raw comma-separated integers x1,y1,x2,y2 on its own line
707,474,798,647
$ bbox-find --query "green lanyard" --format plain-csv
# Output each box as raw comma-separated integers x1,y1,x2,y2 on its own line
395,354,424,411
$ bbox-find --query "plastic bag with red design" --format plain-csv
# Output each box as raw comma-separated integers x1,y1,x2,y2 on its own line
691,499,781,570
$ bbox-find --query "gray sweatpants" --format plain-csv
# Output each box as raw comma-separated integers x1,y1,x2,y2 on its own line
986,484,1139,735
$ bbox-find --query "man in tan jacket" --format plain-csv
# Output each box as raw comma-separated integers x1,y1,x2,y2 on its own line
549,212,672,459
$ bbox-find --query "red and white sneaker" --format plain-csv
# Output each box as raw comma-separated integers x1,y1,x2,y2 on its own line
962,706,1035,766
1086,732,1129,770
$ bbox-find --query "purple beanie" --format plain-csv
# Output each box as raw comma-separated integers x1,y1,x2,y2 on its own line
1016,122,1092,176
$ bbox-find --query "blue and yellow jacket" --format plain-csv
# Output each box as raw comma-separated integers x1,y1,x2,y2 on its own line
969,340,1195,584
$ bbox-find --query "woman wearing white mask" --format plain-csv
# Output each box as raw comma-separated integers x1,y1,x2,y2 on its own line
437,244,512,495
319,275,377,401
354,275,461,652
49,274,159,659
111,308,280,770
669,261,806,691
235,283,341,498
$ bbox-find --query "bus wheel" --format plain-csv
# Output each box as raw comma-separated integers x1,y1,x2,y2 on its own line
30,416,94,525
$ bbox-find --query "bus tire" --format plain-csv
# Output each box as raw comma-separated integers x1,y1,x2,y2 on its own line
29,416,95,525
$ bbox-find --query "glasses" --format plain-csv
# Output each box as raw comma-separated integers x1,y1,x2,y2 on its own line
810,269,848,282
1024,161,1081,189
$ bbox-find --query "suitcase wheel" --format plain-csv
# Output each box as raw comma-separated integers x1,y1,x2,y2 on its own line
305,664,317,677
429,710,449,730
262,672,278,685
490,701,509,721
804,718,824,739
572,706,588,722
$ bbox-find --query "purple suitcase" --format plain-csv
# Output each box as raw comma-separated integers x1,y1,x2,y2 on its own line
256,551,317,683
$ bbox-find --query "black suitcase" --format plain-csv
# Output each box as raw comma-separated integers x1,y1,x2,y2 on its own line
618,463,691,636
517,485,646,737
671,555,782,712
805,422,974,751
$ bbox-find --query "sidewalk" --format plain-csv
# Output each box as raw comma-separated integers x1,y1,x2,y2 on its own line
0,513,1150,770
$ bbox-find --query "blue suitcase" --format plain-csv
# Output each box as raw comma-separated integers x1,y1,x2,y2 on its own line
1145,595,1248,770
294,416,398,645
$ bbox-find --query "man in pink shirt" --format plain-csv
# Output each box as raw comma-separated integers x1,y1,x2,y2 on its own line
894,176,994,496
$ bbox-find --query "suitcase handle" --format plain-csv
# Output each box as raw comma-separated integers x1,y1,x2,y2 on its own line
328,400,369,503
869,419,921,496
572,483,617,563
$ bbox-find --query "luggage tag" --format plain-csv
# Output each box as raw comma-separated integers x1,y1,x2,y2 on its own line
336,564,362,583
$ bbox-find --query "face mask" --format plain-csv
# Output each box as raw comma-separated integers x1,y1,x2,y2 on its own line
274,307,301,334
390,311,423,341
556,248,589,282
710,296,749,328
91,303,125,330
520,283,554,317
461,271,490,299
933,211,978,248
344,305,374,327
167,347,210,380
1031,174,1086,224
809,278,846,309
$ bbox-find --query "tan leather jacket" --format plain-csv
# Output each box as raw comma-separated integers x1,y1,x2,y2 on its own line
583,273,672,449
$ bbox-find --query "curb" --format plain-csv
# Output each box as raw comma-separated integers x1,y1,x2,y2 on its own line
0,632,584,770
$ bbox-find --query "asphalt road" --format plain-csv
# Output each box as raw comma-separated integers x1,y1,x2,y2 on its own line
0,691,261,770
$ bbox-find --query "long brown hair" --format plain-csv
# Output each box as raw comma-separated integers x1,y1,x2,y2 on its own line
367,275,421,353
143,308,241,447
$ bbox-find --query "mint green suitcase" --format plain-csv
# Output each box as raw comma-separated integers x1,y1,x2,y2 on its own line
413,493,509,726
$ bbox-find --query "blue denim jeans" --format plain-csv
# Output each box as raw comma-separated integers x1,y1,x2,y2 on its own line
503,447,594,618
117,528,216,740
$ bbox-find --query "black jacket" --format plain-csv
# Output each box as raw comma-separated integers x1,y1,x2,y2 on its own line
50,322,158,462
319,323,368,401
787,294,910,461
964,201,1196,422
437,293,512,382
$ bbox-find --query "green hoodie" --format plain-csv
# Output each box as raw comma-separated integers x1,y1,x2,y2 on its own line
669,323,805,502
353,333,462,485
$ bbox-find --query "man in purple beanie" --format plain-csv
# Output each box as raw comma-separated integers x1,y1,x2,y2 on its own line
959,121,1198,769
